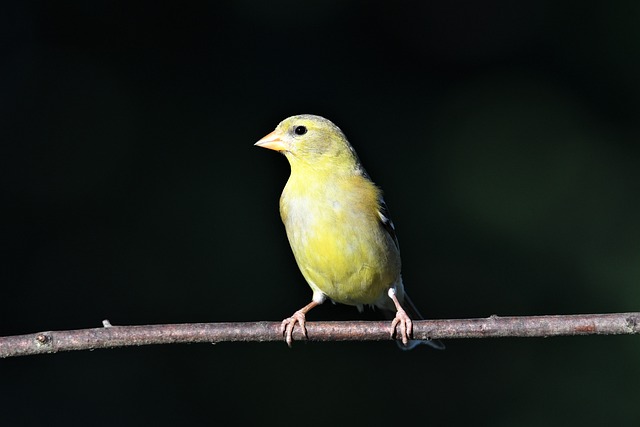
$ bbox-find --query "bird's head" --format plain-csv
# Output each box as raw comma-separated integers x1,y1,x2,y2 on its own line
255,114,360,171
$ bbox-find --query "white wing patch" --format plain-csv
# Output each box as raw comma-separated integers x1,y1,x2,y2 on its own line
378,210,393,229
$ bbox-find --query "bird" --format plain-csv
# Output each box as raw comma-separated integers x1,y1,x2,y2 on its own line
255,114,443,350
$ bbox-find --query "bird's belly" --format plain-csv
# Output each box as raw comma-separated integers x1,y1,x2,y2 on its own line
302,257,392,306
284,207,399,305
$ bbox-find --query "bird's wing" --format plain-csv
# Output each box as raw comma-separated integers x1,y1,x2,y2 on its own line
356,163,400,251
377,198,400,250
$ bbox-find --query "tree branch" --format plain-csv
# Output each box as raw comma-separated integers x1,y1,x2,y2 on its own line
1,312,638,358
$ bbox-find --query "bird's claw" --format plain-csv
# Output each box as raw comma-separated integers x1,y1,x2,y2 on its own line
280,310,308,347
390,308,413,346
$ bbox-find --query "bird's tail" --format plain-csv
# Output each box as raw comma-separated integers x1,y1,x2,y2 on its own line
385,292,445,351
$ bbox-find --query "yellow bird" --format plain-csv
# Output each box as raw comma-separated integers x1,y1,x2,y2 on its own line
255,114,443,350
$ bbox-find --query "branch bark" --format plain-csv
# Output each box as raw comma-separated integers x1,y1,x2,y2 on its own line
1,312,638,358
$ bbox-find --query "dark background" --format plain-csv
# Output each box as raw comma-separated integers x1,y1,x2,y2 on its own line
2,1,639,426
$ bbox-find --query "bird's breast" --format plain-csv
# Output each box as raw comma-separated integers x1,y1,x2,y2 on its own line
279,176,400,305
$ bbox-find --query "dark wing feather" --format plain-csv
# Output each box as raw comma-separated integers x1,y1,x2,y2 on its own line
378,198,400,250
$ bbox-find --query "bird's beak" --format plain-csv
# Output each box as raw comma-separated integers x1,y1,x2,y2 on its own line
255,130,287,152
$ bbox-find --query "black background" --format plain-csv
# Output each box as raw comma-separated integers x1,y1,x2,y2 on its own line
2,1,639,426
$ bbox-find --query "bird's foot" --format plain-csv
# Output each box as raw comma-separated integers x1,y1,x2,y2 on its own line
390,306,413,346
281,310,309,347
280,300,321,347
387,287,413,346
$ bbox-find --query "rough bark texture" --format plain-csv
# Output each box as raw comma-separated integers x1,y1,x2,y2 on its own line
1,313,638,358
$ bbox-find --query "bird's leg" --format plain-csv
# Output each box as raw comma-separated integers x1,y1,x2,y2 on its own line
388,287,412,346
281,300,320,347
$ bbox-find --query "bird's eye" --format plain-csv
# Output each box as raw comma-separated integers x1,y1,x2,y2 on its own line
294,126,307,136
